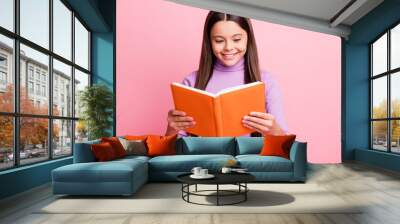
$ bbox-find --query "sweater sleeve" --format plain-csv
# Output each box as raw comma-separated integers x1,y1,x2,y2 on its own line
262,71,289,134
181,71,196,87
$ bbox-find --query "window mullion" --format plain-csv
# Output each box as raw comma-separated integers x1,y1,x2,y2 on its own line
49,0,53,160
71,10,76,155
387,30,391,152
13,0,20,167
370,45,373,149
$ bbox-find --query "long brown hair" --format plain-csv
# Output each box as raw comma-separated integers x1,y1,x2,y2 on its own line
194,11,262,90
194,11,263,137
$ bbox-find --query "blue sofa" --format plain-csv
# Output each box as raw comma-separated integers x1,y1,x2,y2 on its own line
52,137,307,196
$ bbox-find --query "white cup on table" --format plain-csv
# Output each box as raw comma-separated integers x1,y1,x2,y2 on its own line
191,167,202,176
221,167,232,174
199,169,208,176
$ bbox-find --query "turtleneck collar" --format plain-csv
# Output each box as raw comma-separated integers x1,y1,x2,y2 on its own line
214,57,245,72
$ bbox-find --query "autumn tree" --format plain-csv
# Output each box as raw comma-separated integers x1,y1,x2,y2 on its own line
0,84,59,152
391,99,400,143
0,85,14,150
372,100,388,140
76,119,87,142
372,99,400,143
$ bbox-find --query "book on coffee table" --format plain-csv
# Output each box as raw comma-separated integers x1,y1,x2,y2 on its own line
170,81,266,137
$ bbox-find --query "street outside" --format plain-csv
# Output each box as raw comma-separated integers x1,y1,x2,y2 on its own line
0,146,71,170
372,138,400,153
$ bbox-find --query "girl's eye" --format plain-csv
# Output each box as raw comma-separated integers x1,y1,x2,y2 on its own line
215,40,224,43
234,39,241,42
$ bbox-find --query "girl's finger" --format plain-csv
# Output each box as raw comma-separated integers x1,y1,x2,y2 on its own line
172,116,194,122
249,112,274,120
242,122,264,134
176,123,195,130
242,120,269,133
243,115,272,127
174,121,195,127
169,110,186,116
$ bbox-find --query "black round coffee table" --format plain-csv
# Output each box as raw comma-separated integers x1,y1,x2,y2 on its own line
177,173,255,206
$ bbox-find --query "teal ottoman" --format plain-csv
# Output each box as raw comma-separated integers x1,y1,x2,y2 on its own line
52,156,148,196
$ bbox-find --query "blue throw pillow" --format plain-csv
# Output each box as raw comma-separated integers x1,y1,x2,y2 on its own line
235,137,264,155
178,137,235,155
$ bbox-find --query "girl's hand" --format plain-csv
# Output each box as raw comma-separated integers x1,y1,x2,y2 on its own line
165,109,196,135
242,111,285,136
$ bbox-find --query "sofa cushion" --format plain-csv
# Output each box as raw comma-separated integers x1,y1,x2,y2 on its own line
148,154,235,172
91,142,118,161
53,158,147,183
260,134,296,159
125,135,148,141
73,139,100,163
235,137,264,155
101,137,127,158
119,138,147,156
114,155,150,164
236,155,293,172
146,134,177,157
177,137,236,155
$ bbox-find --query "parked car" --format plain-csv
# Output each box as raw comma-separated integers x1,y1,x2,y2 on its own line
7,153,13,161
20,150,31,159
30,150,42,158
54,149,62,156
8,150,32,160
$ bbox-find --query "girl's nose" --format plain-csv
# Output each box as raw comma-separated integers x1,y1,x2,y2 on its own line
224,40,234,51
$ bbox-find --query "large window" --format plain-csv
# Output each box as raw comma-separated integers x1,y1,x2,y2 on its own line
370,23,400,154
0,0,91,171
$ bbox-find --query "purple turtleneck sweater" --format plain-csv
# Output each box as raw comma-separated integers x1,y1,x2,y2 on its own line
179,58,288,136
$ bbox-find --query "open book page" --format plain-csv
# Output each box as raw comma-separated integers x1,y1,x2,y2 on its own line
216,81,264,96
219,82,266,136
171,82,216,98
170,83,218,136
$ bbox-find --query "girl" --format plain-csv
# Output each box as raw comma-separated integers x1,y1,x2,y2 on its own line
166,11,288,137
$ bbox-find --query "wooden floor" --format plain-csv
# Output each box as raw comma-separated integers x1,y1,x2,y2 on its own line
1,162,400,224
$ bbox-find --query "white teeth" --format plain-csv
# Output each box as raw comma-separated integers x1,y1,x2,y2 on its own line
222,54,235,60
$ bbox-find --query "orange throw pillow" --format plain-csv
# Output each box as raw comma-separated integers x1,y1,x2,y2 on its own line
125,135,148,141
101,137,127,158
91,142,117,161
260,134,296,159
146,134,177,157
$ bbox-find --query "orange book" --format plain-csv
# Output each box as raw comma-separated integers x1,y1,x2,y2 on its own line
170,82,266,137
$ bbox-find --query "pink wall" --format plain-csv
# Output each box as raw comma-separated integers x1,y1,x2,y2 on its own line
116,0,341,163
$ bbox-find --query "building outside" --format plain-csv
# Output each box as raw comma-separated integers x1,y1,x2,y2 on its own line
0,41,85,167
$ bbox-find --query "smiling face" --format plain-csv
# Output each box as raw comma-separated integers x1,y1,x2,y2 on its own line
210,20,248,67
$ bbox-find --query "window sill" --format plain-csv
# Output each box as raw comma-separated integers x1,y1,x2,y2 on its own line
0,156,72,176
355,148,400,173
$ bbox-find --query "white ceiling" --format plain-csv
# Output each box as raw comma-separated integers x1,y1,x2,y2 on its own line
229,0,353,22
166,0,384,38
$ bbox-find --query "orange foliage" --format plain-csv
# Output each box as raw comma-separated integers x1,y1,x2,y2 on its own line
0,85,60,149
